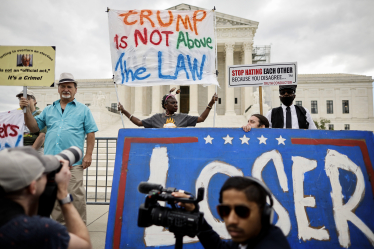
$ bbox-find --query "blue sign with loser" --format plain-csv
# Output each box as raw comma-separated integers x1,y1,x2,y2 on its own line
105,128,374,249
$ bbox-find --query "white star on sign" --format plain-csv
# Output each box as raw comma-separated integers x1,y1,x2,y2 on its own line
223,135,234,144
276,135,286,145
204,135,214,144
257,135,267,145
239,135,250,145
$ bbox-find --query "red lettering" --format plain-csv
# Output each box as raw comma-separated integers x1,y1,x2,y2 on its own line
150,30,162,45
161,31,173,46
120,36,127,49
134,28,148,47
9,125,19,137
114,35,128,50
0,124,19,138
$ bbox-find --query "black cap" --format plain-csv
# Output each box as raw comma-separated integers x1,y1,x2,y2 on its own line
279,85,297,92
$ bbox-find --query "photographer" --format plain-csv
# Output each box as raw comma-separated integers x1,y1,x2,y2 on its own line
173,176,290,249
0,147,92,249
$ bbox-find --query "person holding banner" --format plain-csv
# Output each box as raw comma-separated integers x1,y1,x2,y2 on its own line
16,90,47,154
118,88,218,128
266,85,316,129
242,114,269,132
19,72,98,225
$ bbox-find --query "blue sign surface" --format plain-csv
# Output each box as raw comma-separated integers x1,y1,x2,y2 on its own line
105,128,374,249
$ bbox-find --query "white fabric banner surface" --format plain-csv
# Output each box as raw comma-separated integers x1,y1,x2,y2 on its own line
108,9,218,87
0,109,24,150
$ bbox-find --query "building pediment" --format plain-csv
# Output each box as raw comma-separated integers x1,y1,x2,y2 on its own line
167,3,259,29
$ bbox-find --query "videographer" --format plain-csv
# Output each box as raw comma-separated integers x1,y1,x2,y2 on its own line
0,147,92,249
172,176,291,249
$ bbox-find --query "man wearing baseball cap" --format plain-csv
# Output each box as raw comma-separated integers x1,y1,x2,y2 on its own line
0,147,92,249
19,72,98,225
16,90,47,154
266,85,316,129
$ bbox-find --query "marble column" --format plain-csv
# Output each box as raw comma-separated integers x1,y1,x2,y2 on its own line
151,86,161,115
225,42,236,115
133,87,143,116
189,84,199,116
117,85,129,111
241,41,253,115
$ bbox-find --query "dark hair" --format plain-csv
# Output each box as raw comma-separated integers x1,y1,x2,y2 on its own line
251,114,269,128
219,177,267,209
161,94,175,110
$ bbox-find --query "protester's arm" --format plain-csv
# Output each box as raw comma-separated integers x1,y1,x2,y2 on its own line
19,97,40,133
56,159,92,249
197,93,218,123
118,102,143,126
82,132,95,169
32,133,45,150
305,108,317,129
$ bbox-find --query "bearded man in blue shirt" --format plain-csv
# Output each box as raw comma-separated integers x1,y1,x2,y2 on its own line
19,72,98,225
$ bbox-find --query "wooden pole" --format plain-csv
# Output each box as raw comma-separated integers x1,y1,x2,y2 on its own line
259,86,263,115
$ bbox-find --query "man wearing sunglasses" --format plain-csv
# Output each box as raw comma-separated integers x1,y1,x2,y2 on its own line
266,85,316,129
173,176,290,249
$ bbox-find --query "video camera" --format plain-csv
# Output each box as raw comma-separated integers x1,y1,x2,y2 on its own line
137,182,205,249
37,146,82,217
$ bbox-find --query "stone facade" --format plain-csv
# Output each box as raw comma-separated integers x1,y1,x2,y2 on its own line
28,4,374,136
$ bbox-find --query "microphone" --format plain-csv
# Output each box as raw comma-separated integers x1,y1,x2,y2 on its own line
138,182,191,195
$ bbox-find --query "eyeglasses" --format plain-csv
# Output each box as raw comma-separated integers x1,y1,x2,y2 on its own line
279,89,295,95
217,204,250,219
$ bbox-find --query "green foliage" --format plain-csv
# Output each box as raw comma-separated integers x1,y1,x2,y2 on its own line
314,118,332,130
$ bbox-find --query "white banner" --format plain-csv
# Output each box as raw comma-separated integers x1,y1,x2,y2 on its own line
0,109,24,150
108,9,218,87
228,62,298,87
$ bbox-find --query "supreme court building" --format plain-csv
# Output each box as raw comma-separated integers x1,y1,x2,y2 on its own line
29,3,374,136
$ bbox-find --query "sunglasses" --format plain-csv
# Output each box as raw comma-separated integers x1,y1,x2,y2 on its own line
279,89,295,95
217,204,250,219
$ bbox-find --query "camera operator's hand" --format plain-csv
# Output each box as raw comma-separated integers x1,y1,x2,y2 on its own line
172,192,195,212
55,159,71,200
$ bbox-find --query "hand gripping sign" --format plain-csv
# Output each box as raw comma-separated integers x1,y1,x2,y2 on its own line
108,9,219,87
106,128,374,249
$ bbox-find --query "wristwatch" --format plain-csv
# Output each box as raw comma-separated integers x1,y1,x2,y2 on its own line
58,193,73,205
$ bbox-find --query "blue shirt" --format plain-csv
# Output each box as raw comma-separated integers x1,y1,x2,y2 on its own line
35,99,98,166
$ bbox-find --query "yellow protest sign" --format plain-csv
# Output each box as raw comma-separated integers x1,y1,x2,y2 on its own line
0,46,55,86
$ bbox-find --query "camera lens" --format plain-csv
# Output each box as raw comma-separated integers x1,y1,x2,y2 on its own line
54,146,82,166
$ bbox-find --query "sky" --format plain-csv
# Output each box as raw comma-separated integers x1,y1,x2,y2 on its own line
0,0,373,112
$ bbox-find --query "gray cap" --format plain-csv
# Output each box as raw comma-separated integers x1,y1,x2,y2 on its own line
0,147,60,193
16,90,35,98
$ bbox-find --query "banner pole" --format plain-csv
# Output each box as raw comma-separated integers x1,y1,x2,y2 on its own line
213,6,218,128
259,86,263,115
23,86,27,113
113,77,125,128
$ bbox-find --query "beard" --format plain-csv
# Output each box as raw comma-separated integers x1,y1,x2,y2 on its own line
62,94,71,99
